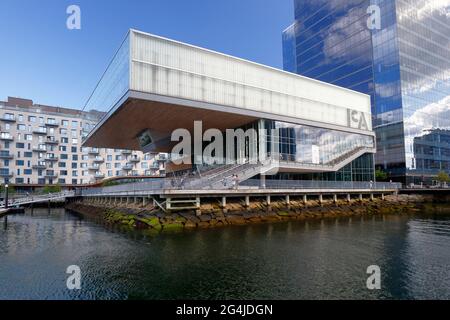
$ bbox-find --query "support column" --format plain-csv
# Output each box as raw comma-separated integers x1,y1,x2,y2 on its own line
221,196,227,214
244,196,250,207
195,197,201,216
266,195,271,206
285,195,290,205
381,193,385,200
221,196,227,208
260,174,266,189
347,194,351,203
359,194,363,202
303,194,308,205
333,194,338,204
370,193,374,201
319,194,323,205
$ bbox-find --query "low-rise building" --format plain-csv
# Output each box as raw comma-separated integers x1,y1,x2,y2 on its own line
0,96,166,187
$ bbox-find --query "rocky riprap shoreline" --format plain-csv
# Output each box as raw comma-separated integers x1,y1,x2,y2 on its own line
65,194,430,232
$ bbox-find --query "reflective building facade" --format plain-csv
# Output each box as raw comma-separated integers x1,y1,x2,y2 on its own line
283,0,450,184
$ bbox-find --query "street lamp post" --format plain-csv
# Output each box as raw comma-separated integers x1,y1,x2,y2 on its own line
4,184,9,209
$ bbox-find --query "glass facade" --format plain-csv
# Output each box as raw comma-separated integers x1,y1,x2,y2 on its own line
284,0,450,184
264,120,374,166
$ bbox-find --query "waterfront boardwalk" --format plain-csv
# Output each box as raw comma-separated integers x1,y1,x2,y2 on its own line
1,180,404,214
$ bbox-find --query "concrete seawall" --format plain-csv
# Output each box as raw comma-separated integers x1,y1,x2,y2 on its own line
65,194,429,232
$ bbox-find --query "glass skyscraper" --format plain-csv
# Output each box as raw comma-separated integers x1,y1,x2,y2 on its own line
283,0,450,184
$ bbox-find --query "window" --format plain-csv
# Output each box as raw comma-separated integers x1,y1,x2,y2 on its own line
60,128,67,135
71,146,77,153
115,155,121,161
72,171,78,177
108,170,113,177
15,143,24,149
71,163,78,169
15,160,24,166
82,155,88,160
1,132,12,139
5,124,10,130
141,162,148,169
60,154,68,160
61,137,69,143
3,113,15,120
58,162,66,168
71,138,78,144
59,145,67,152
58,178,66,184
60,170,67,176
71,129,77,137
24,152,32,158
72,121,78,127
25,134,32,141
106,163,111,169
24,169,32,175
17,124,26,131
72,155,78,161
39,117,44,124
18,114,23,121
28,116,36,122
62,120,69,126
107,155,112,161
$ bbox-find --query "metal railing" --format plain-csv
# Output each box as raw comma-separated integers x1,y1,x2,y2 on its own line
0,190,75,208
80,178,401,197
241,179,402,190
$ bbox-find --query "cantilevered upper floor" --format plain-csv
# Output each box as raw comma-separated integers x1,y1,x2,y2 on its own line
83,29,374,153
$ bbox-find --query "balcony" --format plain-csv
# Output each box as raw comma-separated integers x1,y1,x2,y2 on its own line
45,156,59,162
33,146,47,153
32,128,48,135
129,156,140,162
88,165,100,171
32,163,47,169
94,173,105,179
151,162,161,169
45,121,59,127
93,156,104,163
122,164,133,171
0,170,13,177
88,149,99,155
45,137,59,145
0,115,16,122
0,134,13,141
122,150,132,155
45,172,58,178
0,153,13,159
155,153,167,161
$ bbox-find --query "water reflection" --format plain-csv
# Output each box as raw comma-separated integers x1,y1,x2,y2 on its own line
0,208,449,300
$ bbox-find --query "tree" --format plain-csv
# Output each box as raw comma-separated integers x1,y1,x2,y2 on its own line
375,169,388,181
436,171,450,183
0,185,16,196
42,184,62,194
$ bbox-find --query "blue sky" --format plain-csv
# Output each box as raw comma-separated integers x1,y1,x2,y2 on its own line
0,0,293,109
